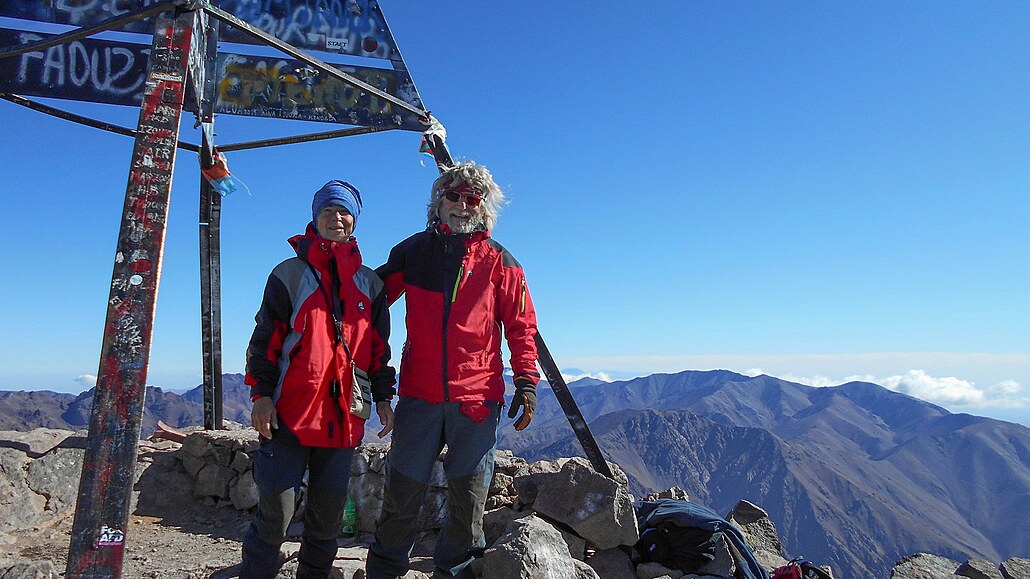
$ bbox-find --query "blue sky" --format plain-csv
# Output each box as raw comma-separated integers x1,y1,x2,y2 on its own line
1,1,1027,426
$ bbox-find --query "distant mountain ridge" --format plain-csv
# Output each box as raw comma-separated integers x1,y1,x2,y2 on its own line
500,370,1030,578
1,370,1027,578
0,374,252,436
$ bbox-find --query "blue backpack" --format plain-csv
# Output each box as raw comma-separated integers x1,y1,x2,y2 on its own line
634,499,771,579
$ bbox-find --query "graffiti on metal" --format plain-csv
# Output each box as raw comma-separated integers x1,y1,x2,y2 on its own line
0,0,162,33
214,52,423,129
0,0,403,60
0,28,150,106
65,10,194,576
0,27,423,129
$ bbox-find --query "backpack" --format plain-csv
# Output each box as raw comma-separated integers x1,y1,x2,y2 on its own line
634,499,771,579
636,523,724,569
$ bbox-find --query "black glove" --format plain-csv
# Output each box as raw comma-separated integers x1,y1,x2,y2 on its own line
508,379,537,431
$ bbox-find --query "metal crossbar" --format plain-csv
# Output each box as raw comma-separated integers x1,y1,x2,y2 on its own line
220,126,395,151
0,93,200,152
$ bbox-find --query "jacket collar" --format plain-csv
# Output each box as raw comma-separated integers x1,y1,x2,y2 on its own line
289,224,361,276
434,223,491,244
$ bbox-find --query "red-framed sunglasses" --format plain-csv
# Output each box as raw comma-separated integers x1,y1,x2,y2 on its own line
443,189,484,207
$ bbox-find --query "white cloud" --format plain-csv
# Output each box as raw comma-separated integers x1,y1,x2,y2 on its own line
561,370,614,383
742,368,1027,410
878,370,984,406
74,375,97,387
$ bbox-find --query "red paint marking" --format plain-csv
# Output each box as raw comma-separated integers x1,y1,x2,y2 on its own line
130,259,153,273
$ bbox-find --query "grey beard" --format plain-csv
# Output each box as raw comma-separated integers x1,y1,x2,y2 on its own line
452,219,482,234
443,214,483,233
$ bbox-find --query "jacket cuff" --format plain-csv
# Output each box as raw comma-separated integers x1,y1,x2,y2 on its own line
371,378,396,402
514,372,540,387
250,384,275,400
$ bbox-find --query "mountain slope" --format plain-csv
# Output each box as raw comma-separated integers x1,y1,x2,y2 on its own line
500,370,1030,578
0,374,252,435
4,370,1027,577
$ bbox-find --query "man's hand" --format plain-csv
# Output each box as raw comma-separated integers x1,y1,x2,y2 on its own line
507,379,537,431
376,401,395,438
251,396,277,439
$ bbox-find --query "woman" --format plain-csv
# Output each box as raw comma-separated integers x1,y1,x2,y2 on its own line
241,180,396,579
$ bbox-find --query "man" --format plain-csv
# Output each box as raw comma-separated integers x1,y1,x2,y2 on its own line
366,162,540,578
242,180,396,579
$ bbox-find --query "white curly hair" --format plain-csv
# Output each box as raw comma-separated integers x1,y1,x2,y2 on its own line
426,161,507,231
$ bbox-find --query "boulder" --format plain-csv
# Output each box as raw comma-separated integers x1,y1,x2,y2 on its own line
481,514,597,579
1000,558,1030,579
956,558,1003,579
585,547,637,579
25,446,83,515
726,499,788,571
516,457,637,549
891,553,961,579
484,507,526,547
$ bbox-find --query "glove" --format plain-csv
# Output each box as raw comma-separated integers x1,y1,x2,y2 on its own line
507,379,537,431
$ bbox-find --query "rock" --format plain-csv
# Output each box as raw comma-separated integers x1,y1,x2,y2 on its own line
726,499,788,570
494,449,529,477
194,462,236,499
585,547,637,579
1000,558,1030,579
0,429,77,456
484,507,526,547
490,472,514,494
352,443,389,476
0,560,57,578
891,553,961,579
956,558,1003,579
230,470,259,510
179,453,206,477
572,560,601,578
229,451,251,473
25,446,83,515
178,433,210,458
643,487,690,502
481,514,592,579
0,448,44,533
518,457,638,549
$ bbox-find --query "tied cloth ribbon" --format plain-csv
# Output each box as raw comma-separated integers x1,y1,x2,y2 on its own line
419,114,449,166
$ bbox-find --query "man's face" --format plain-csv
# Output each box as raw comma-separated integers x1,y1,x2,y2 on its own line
439,188,484,233
316,205,354,241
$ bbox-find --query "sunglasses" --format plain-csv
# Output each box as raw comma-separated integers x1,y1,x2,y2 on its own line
443,190,484,207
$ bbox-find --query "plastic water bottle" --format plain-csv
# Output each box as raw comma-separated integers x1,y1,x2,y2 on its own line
207,173,251,197
341,495,356,537
201,150,251,197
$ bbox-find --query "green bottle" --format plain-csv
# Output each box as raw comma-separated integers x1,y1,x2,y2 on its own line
341,495,357,537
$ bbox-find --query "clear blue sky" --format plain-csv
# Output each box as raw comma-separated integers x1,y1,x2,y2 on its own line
1,1,1027,426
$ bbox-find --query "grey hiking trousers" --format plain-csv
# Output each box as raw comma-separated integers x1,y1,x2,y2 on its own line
366,397,501,579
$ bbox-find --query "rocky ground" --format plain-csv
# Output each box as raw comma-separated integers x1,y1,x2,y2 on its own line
3,432,246,578
4,428,1027,579
0,429,437,578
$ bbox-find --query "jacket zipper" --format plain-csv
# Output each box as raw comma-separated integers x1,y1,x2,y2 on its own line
441,237,455,401
520,277,526,314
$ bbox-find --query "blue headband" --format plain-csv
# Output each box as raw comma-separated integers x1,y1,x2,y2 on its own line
312,180,362,225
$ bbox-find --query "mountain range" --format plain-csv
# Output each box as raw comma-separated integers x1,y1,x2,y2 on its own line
1,370,1027,577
